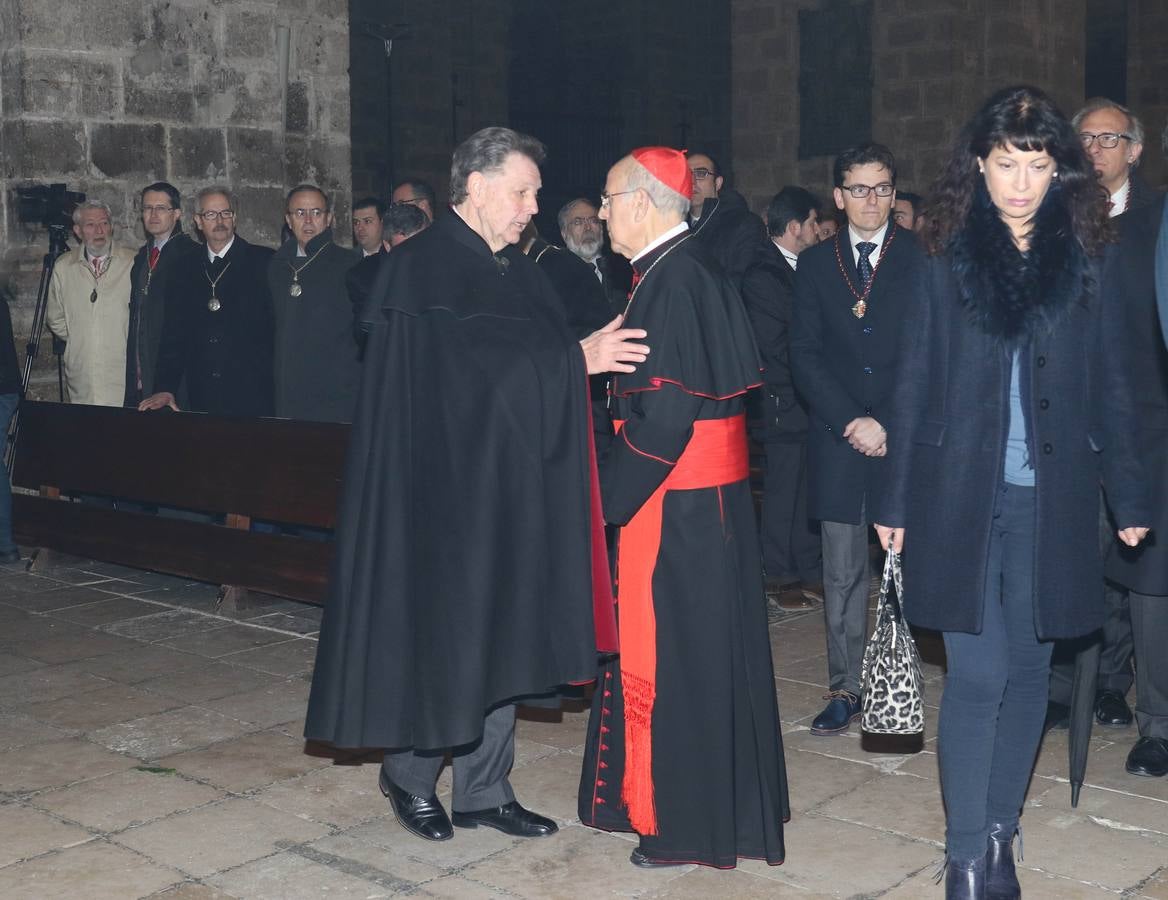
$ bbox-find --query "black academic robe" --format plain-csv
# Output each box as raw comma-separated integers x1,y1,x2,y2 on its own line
578,231,788,868
153,236,276,418
305,212,609,751
268,229,362,422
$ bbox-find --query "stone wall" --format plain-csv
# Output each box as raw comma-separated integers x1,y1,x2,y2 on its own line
1130,0,1168,187
0,0,352,397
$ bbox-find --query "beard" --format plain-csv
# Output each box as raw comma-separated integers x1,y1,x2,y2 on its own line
565,232,603,259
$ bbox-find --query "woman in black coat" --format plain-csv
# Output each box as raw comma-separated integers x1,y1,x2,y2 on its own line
874,86,1150,899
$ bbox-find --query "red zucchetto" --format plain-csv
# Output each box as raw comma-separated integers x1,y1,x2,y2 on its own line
631,146,693,199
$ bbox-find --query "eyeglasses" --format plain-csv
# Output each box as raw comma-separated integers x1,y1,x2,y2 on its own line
142,205,177,214
197,210,236,221
599,190,636,209
1078,131,1133,149
690,167,716,180
839,182,895,199
290,208,327,220
567,216,601,228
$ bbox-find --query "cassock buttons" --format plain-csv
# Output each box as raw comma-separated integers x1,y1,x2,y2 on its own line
1037,355,1047,368
1039,398,1050,410
863,326,873,335
863,366,873,375
1043,442,1053,454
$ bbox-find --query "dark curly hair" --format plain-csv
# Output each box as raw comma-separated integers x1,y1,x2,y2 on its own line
922,85,1111,256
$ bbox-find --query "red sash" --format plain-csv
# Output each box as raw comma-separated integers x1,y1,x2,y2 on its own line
613,414,749,835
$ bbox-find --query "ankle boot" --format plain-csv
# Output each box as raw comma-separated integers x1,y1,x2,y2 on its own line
945,853,986,900
985,821,1021,900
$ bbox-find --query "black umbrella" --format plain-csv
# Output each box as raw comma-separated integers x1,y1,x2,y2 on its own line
1068,635,1101,808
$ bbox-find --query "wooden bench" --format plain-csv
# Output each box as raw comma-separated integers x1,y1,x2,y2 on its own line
11,401,349,605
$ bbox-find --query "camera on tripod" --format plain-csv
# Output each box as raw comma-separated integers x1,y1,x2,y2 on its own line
15,183,87,233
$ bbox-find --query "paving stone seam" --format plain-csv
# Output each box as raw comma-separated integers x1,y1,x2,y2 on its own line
1037,774,1168,806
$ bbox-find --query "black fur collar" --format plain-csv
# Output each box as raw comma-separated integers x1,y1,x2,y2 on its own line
949,182,1092,347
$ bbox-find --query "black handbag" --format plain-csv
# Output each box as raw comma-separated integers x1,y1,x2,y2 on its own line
860,549,925,735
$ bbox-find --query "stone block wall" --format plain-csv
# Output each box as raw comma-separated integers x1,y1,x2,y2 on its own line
0,0,352,397
1130,0,1168,187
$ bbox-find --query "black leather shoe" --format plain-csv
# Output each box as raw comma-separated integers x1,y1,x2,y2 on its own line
1043,700,1070,732
810,691,861,735
1125,736,1168,777
1095,690,1133,727
451,801,558,837
378,768,453,841
985,822,1021,900
945,854,986,900
629,848,687,868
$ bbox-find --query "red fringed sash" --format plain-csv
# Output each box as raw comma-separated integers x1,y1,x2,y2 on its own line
613,414,749,835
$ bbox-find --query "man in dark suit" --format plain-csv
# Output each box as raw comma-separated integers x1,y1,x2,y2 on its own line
741,186,823,614
791,143,924,735
687,151,767,287
125,182,197,408
558,197,632,318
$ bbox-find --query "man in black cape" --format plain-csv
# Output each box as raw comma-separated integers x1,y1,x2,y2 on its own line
577,147,788,869
305,127,648,843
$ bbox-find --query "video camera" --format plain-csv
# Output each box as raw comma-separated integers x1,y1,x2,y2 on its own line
15,183,87,232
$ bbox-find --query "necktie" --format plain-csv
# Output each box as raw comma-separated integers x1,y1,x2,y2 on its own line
148,247,160,270
857,242,877,292
92,257,103,277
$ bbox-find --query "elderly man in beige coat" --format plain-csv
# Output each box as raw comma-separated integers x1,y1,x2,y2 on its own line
46,201,135,406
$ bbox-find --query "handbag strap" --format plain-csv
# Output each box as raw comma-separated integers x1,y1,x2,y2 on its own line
879,549,907,622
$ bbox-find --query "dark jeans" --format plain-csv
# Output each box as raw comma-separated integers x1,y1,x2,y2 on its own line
939,482,1051,861
0,393,16,555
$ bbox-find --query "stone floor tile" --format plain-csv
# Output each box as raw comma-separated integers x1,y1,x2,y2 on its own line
135,661,287,703
205,849,409,899
513,705,591,750
32,767,225,832
736,813,938,895
144,883,239,899
883,866,1117,899
252,833,449,893
0,649,43,677
16,628,141,664
771,652,833,685
1141,870,1168,900
0,737,140,793
0,573,79,594
160,624,298,658
72,644,208,685
0,616,91,649
254,762,387,829
1056,737,1168,804
90,705,254,759
462,824,693,899
0,710,76,750
48,595,168,627
159,729,330,792
776,678,837,725
17,682,183,731
26,566,118,587
783,746,884,814
412,874,532,898
242,612,322,635
102,609,225,642
0,584,118,613
781,725,921,771
1029,780,1168,835
503,749,586,824
220,639,319,677
112,797,330,878
644,865,827,898
512,736,562,769
129,583,225,606
343,810,519,869
0,839,184,899
0,804,94,867
196,678,310,729
814,771,946,843
0,662,112,707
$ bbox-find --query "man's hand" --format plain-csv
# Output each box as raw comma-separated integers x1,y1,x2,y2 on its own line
843,416,886,456
138,392,179,412
1118,526,1150,547
581,315,650,375
874,524,904,553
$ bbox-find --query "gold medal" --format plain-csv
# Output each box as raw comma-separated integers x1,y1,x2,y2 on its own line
290,282,302,297
208,297,221,312
852,299,867,318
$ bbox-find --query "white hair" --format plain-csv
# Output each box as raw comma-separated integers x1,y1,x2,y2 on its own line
72,200,113,226
623,159,691,218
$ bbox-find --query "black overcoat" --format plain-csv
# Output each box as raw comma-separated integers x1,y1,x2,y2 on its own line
690,189,767,288
125,231,197,405
304,212,605,751
790,224,924,524
877,237,1150,639
154,236,275,418
1105,194,1168,595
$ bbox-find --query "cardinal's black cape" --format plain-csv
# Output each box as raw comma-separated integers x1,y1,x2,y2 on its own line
305,212,605,750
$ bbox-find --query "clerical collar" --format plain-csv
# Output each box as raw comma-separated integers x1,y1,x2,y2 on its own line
1109,179,1130,218
208,237,235,262
631,221,689,268
847,221,889,266
774,240,799,271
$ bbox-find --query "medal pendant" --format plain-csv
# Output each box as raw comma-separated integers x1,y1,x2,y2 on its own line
89,290,98,304
852,299,867,319
208,296,221,312
289,282,302,297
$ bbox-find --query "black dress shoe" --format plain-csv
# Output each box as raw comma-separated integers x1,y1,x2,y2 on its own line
1095,689,1133,727
810,691,861,735
1125,736,1168,777
378,768,453,841
629,847,687,868
945,854,986,900
451,801,557,837
985,822,1021,900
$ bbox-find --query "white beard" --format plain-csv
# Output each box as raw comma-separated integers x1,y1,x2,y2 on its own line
565,233,602,260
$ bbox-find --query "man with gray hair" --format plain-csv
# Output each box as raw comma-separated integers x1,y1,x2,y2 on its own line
1074,97,1156,219
306,126,648,845
46,201,135,406
577,147,787,869
559,196,630,316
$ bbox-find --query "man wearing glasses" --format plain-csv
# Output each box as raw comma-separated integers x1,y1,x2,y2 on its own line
791,143,924,737
125,182,197,408
140,187,275,418
267,183,361,423
687,151,766,287
559,197,631,317
391,178,438,222
1074,98,1153,220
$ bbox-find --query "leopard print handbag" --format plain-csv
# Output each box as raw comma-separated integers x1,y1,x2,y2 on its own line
860,549,925,735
